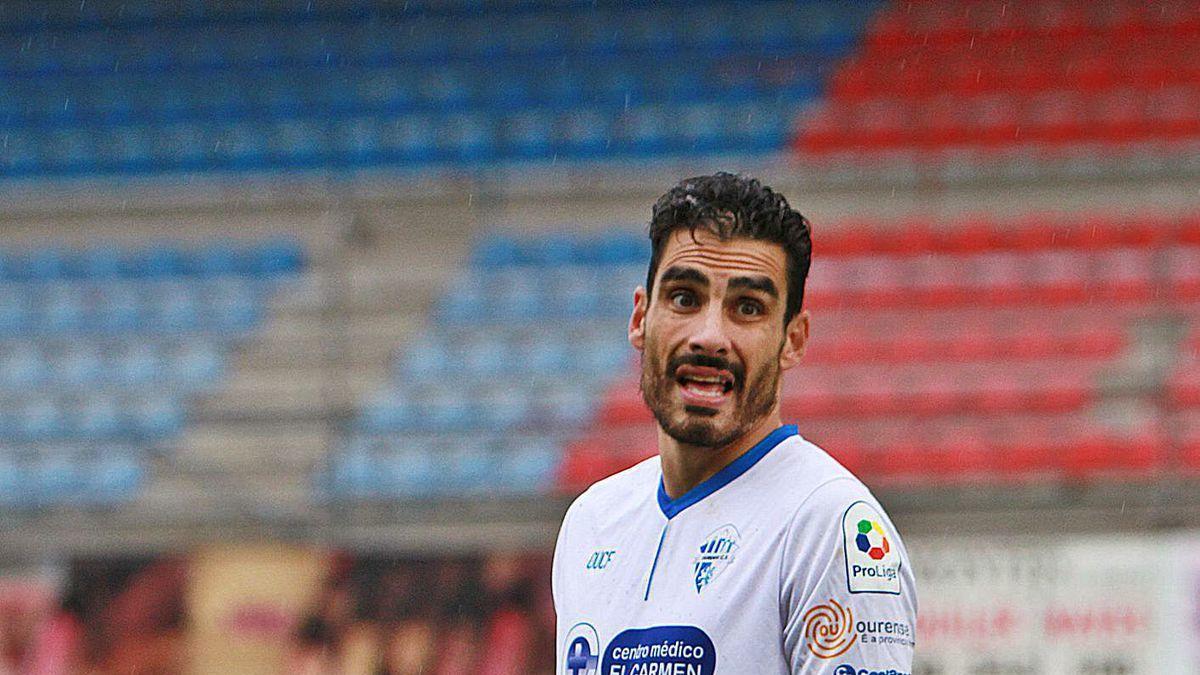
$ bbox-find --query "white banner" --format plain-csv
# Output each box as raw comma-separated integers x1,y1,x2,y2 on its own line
907,532,1199,675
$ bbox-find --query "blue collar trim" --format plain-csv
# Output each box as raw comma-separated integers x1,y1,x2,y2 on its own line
656,424,797,520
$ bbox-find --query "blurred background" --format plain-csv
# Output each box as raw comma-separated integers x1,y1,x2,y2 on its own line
0,0,1198,673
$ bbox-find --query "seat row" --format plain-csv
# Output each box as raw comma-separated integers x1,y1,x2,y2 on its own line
0,2,872,75
471,215,1199,264
0,448,144,507
801,87,1200,153
866,0,1199,48
0,278,266,335
832,48,1200,100
2,103,798,176
0,338,222,390
325,433,561,499
2,62,827,125
804,246,1200,309
401,324,630,381
435,265,643,324
357,381,600,434
815,214,1200,255
807,308,1124,364
0,240,303,280
0,394,183,442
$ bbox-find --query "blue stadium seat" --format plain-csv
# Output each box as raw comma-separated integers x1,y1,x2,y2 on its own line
76,246,126,279
93,283,145,332
15,398,65,442
418,385,473,431
173,339,224,387
248,238,306,277
33,451,82,501
494,437,559,492
38,284,87,331
524,331,571,376
477,386,531,431
357,389,413,432
128,396,184,438
0,454,25,506
85,450,143,504
54,343,105,386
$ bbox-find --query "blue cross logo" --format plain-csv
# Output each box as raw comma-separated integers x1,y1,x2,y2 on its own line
565,636,597,675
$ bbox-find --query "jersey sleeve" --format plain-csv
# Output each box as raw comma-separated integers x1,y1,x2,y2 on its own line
779,478,917,674
553,493,585,669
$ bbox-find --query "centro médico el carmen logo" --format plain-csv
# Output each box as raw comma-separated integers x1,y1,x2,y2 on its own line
562,623,600,675
692,524,740,594
842,501,901,594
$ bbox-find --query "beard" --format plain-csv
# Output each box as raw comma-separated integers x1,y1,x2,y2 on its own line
639,341,781,449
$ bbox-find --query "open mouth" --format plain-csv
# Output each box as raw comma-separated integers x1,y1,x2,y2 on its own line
674,365,735,405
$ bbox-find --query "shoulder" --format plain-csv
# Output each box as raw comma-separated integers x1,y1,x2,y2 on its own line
758,433,880,520
559,455,660,532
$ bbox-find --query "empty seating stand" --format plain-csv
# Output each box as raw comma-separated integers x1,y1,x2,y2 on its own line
0,0,882,177
0,239,303,509
559,213,1196,492
323,229,647,500
795,0,1200,167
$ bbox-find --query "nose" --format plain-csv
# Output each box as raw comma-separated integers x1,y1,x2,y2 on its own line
688,302,730,357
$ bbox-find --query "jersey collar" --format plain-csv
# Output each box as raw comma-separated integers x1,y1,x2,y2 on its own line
656,424,797,520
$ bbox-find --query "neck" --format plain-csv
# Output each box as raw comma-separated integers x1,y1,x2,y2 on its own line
658,410,783,500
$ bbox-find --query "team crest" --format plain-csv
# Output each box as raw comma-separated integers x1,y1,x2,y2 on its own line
693,524,740,594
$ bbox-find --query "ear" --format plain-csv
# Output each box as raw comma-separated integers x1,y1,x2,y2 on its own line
779,309,809,371
628,285,648,352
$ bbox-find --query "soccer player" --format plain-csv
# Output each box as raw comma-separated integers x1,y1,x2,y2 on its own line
553,173,916,674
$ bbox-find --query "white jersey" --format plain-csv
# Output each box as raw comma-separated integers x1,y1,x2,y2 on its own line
553,425,917,675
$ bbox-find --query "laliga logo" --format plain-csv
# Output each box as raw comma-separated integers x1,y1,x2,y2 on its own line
802,598,857,659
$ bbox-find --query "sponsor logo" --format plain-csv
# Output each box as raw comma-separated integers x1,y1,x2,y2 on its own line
834,665,911,675
563,622,600,675
804,599,916,658
601,625,716,675
586,549,616,570
693,524,740,594
842,501,902,594
803,598,857,658
855,518,890,560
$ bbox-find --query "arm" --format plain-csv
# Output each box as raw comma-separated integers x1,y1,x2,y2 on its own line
780,478,917,674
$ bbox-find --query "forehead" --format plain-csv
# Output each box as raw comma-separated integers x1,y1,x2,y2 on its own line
655,227,787,285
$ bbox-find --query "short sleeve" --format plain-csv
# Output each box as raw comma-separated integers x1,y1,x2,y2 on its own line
779,478,917,674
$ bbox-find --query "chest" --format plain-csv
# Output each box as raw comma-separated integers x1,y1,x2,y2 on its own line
564,508,784,629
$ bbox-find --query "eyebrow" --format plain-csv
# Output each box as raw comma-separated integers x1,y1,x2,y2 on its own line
659,265,709,287
728,275,779,298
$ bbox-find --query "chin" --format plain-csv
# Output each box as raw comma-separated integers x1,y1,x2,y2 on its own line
664,412,740,449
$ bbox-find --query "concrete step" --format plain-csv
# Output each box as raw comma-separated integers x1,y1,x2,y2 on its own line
174,421,330,474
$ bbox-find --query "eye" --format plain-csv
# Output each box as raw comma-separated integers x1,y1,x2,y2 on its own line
736,299,764,317
669,289,697,309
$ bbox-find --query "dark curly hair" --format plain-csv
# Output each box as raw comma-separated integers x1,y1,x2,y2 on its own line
646,172,813,324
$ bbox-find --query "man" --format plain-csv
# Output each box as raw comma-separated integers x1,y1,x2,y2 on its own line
553,173,916,674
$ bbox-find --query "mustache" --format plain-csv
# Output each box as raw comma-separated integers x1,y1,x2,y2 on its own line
666,353,745,388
